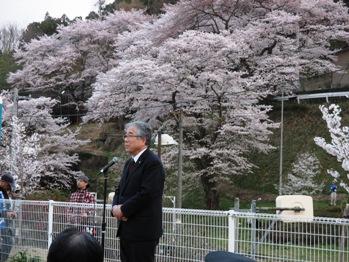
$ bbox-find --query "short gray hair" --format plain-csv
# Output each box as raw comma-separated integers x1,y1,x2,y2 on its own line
125,121,152,146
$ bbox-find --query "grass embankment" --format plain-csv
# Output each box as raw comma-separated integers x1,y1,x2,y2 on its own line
184,100,349,217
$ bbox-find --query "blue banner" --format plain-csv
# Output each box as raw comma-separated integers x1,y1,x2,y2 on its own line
0,97,2,144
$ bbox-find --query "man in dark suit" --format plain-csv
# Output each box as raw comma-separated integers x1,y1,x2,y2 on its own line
112,121,165,262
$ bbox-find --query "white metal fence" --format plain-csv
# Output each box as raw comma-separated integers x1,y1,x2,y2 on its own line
1,200,349,261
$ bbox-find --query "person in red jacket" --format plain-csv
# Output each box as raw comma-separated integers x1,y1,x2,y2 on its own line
68,174,96,235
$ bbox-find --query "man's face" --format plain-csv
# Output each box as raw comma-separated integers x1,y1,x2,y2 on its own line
124,126,146,156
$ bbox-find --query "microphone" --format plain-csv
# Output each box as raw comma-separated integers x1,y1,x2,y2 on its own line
100,157,119,173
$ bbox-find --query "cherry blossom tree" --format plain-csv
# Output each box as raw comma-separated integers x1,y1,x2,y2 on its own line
86,29,280,208
85,0,349,208
314,104,349,193
7,10,151,106
115,0,349,82
0,117,41,196
0,93,88,195
282,152,323,195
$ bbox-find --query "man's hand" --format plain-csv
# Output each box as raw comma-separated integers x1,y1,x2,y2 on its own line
112,205,127,221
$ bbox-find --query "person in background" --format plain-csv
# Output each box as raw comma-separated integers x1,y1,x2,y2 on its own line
68,174,96,235
112,121,165,262
47,227,103,262
330,181,337,206
0,172,16,262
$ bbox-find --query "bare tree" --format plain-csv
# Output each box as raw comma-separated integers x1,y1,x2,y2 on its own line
0,24,22,53
95,0,106,16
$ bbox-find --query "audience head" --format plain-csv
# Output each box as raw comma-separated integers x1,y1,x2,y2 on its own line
47,227,103,262
76,174,90,189
0,171,16,192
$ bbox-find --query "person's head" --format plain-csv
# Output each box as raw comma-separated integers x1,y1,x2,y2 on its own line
0,172,15,192
124,121,151,155
76,174,89,190
47,227,103,262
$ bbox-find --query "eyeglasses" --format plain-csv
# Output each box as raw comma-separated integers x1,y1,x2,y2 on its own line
123,134,142,139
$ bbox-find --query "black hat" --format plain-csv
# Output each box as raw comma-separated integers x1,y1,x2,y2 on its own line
77,174,89,183
1,172,16,191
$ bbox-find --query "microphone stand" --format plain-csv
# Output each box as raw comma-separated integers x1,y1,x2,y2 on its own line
100,168,109,260
97,157,118,259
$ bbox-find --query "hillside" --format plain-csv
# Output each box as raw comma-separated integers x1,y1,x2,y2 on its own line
229,98,349,215
240,99,348,192
72,98,349,214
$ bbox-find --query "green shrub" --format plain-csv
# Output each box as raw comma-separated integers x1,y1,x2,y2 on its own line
26,189,70,201
9,251,41,262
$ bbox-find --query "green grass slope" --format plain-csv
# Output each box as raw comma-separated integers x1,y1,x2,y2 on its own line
225,99,349,216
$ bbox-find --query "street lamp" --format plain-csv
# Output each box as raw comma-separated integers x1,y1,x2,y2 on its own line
154,133,178,147
60,90,65,118
154,133,178,159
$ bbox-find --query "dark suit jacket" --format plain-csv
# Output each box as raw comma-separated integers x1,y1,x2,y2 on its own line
112,148,165,241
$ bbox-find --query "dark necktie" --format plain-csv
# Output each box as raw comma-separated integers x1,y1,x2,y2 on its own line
128,160,136,173
124,160,136,183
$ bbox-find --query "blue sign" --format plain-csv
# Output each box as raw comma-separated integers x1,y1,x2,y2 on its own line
0,97,2,144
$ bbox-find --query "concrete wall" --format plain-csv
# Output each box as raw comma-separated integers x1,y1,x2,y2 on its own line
300,50,349,92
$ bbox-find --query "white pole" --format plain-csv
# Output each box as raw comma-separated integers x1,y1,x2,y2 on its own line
176,110,183,208
10,88,18,174
278,89,284,196
228,210,236,252
47,200,54,248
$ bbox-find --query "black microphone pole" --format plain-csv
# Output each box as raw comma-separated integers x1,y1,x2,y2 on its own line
99,157,118,260
101,168,108,259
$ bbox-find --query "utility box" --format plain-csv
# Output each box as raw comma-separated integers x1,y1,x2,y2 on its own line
276,195,314,222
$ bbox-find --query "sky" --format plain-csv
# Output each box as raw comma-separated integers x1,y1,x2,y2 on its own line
0,0,114,29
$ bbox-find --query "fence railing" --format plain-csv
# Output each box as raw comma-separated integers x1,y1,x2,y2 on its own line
1,200,349,261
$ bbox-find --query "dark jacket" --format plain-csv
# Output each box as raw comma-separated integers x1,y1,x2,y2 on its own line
112,148,165,241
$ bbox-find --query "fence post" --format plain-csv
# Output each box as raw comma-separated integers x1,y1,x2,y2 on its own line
228,198,240,253
16,199,23,247
48,200,54,248
234,197,240,211
339,223,346,262
250,200,257,260
228,210,237,253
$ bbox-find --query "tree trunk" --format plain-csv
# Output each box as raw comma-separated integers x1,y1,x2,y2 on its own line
146,0,164,15
200,174,220,209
